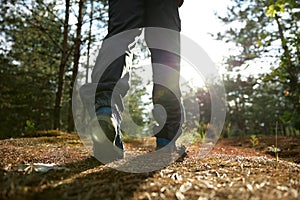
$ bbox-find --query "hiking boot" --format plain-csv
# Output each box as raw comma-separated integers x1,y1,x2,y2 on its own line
92,107,124,162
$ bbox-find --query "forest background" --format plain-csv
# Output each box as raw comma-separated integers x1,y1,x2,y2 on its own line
0,0,299,139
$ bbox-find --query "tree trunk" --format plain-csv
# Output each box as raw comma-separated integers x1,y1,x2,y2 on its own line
54,0,70,130
68,0,85,132
86,0,94,84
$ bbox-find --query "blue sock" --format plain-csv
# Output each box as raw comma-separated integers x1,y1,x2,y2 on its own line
96,107,112,115
156,138,171,147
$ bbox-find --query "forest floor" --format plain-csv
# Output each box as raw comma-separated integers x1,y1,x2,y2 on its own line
0,132,299,200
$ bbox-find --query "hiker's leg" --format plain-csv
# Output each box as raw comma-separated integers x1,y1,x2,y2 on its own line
145,0,183,144
80,0,145,118
91,0,145,115
79,0,146,162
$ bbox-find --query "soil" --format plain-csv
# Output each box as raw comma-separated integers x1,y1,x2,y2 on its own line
0,132,299,200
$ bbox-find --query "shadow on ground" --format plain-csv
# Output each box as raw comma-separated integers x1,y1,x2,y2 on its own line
1,157,156,200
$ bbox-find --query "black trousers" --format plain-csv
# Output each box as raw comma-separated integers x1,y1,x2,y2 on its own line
82,0,183,141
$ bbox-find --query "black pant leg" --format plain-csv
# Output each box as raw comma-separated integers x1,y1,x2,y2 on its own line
145,0,183,141
90,0,145,114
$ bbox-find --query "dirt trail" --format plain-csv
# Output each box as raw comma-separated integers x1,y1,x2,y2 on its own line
0,134,299,200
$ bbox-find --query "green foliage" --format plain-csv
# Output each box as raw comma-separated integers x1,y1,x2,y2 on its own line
24,120,36,134
217,0,300,130
185,121,208,143
280,111,294,124
194,121,207,140
226,122,232,138
266,2,285,18
221,71,295,136
221,122,232,138
0,0,108,135
249,135,259,147
0,1,63,135
121,67,151,137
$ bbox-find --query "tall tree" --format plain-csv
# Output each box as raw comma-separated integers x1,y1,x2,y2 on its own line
68,0,86,131
54,0,71,129
0,0,109,135
216,0,300,129
0,0,64,135
85,0,94,84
